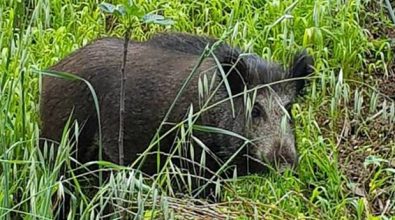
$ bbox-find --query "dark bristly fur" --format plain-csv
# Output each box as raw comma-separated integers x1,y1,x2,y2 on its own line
40,32,314,217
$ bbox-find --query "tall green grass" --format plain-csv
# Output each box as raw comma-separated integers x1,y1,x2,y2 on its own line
0,0,394,219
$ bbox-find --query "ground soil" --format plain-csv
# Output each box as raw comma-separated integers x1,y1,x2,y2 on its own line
329,2,395,216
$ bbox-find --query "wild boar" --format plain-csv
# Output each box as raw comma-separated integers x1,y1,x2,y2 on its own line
40,32,313,180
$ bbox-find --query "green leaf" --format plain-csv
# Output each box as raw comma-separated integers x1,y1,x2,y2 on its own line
142,14,174,26
363,155,388,168
114,5,126,17
385,168,395,174
99,2,125,17
98,2,116,14
192,124,250,142
124,4,144,17
34,69,81,81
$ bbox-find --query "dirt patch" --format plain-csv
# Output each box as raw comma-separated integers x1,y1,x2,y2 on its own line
318,2,395,216
377,68,395,99
319,83,395,215
364,2,395,40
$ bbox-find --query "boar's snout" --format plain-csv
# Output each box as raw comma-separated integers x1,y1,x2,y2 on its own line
246,137,299,174
267,139,298,170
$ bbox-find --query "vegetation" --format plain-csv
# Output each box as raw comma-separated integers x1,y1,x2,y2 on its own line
0,0,394,219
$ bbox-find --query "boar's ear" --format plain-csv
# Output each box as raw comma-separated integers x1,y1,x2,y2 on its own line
220,54,250,95
290,50,314,94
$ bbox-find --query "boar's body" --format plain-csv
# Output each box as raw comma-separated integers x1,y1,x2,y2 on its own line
41,32,313,176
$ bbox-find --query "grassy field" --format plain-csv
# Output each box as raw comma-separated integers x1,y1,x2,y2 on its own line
1,0,395,219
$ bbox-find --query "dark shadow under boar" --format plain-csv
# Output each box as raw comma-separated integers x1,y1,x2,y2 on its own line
40,32,313,183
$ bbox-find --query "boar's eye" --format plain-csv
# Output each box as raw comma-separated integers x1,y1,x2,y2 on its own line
251,104,267,120
251,107,260,118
